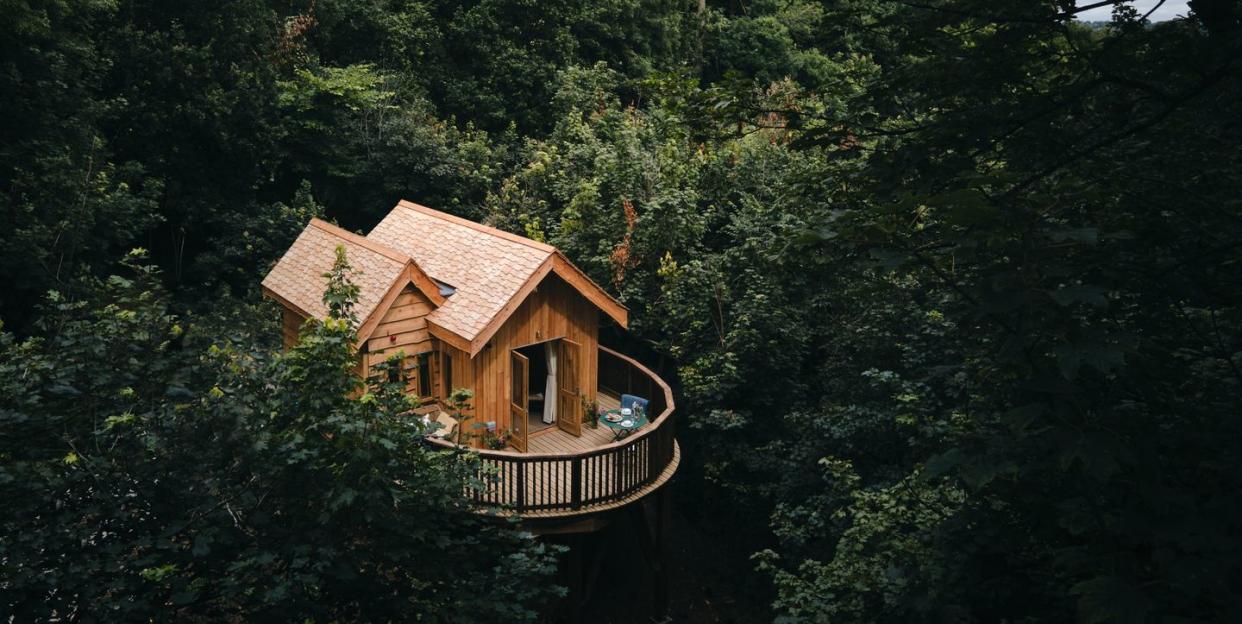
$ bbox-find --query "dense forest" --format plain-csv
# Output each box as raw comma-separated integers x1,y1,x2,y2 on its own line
3,0,1241,621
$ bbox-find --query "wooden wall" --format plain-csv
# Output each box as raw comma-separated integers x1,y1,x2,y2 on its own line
470,274,599,437
276,274,603,447
436,339,475,412
361,284,437,396
281,307,305,350
365,285,434,361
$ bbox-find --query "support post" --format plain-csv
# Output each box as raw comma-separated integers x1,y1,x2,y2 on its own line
571,456,582,509
516,460,526,510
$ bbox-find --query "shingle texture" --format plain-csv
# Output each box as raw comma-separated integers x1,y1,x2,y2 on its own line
368,202,554,342
261,220,406,323
263,202,618,352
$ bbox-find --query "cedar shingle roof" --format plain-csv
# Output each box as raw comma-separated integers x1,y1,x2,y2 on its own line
260,219,408,325
368,201,556,345
263,201,627,357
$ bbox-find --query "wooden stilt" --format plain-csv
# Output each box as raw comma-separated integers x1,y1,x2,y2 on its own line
581,530,608,609
653,486,671,616
565,533,584,624
633,488,671,618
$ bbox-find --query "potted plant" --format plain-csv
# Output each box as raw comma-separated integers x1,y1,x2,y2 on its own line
483,429,512,450
581,396,600,429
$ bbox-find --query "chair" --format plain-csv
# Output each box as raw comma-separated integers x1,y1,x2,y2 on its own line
620,394,649,415
426,411,457,439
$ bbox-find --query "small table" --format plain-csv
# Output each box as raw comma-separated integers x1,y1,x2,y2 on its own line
601,408,648,441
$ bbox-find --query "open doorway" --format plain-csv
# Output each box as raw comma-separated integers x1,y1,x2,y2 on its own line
513,341,556,434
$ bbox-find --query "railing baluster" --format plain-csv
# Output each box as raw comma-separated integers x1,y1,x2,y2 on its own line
571,457,581,509
516,460,526,510
423,345,675,516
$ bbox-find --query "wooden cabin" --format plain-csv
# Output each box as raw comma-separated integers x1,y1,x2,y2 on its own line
264,201,679,617
261,200,653,456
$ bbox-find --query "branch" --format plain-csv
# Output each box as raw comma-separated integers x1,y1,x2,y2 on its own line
998,58,1239,201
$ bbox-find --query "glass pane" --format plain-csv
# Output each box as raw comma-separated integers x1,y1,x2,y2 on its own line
511,354,525,403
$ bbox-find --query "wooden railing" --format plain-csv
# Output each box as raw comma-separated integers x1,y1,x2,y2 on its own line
427,345,677,515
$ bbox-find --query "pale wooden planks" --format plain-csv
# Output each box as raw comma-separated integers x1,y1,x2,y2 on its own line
597,392,620,412
470,273,600,444
524,390,620,453
281,308,305,349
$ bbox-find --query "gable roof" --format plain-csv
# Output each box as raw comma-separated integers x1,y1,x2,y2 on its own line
260,218,445,345
263,202,628,357
370,201,627,355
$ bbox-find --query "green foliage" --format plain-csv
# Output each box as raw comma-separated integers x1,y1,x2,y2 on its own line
476,3,1242,621
4,0,1242,621
444,387,476,446
702,3,1242,623
322,244,361,325
0,254,559,620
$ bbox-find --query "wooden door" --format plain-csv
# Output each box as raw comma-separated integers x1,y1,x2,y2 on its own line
509,350,529,452
557,338,582,437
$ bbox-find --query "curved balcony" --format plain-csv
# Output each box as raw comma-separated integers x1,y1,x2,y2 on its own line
427,345,678,518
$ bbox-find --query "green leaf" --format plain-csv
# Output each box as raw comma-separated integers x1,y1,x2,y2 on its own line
1050,285,1108,308
1072,576,1151,624
1001,404,1044,432
922,448,965,480
1049,227,1099,244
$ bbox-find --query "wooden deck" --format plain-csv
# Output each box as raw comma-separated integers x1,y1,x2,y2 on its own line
475,437,680,519
430,345,677,517
524,390,621,453
515,443,680,518
474,386,669,518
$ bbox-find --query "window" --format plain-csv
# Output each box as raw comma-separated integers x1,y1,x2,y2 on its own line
385,358,401,384
417,352,432,399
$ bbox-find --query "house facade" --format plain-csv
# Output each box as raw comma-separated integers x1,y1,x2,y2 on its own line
261,200,633,453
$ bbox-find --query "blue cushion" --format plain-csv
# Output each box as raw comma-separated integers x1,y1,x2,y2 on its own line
620,394,649,413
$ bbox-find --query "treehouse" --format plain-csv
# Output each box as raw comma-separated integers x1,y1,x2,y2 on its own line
261,201,678,524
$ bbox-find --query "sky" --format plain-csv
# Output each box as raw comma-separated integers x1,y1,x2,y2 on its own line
1075,0,1191,22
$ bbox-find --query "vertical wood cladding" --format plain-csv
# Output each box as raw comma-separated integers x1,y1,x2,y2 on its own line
470,273,599,438
275,273,601,447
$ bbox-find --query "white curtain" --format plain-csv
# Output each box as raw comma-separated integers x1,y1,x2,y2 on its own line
543,342,557,424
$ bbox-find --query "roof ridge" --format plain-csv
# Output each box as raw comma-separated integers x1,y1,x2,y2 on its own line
309,218,411,264
394,200,557,254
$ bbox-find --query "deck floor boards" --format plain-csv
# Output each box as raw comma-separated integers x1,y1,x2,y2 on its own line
524,390,621,453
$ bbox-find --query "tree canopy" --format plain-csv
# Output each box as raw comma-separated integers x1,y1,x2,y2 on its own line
2,0,1240,621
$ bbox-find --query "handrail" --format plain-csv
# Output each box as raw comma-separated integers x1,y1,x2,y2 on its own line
425,345,677,515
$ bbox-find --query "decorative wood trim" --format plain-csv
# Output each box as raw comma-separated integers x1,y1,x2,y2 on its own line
551,253,628,328
427,318,473,353
355,262,442,345
400,260,447,307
